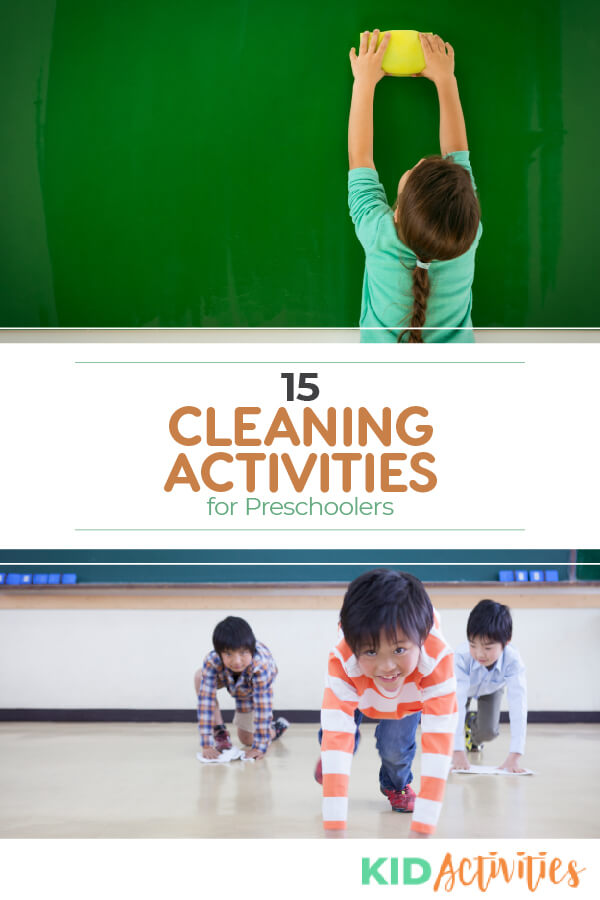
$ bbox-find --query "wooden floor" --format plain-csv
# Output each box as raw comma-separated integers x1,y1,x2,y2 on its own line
0,722,598,838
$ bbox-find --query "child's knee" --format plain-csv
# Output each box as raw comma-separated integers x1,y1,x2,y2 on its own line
376,730,417,765
472,717,500,742
477,724,500,742
237,728,253,746
193,669,203,694
379,742,417,766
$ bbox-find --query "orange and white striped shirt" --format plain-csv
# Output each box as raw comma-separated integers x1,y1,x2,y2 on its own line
320,614,457,835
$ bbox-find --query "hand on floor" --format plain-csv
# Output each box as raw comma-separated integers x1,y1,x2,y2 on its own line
498,752,526,773
202,747,221,759
197,747,249,764
243,748,265,760
452,750,470,771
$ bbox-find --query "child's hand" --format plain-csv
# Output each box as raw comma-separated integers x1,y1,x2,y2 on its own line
349,30,391,86
202,746,221,760
244,748,265,760
498,752,526,773
417,33,455,85
452,750,470,771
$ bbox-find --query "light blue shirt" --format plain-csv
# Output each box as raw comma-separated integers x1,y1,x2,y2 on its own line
348,152,483,343
453,642,527,754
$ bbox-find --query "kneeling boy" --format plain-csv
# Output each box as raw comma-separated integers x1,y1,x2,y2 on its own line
452,599,527,773
319,570,457,837
194,616,288,759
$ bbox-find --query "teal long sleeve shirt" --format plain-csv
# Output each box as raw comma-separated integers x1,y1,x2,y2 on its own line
348,151,483,343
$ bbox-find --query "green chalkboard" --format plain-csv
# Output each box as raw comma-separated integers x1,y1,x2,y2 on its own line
0,550,574,585
576,550,600,580
1,1,599,327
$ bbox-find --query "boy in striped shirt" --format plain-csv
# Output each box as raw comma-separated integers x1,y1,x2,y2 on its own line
194,616,288,759
318,570,457,836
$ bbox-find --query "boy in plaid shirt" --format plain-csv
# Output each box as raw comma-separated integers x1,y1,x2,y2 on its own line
194,616,288,759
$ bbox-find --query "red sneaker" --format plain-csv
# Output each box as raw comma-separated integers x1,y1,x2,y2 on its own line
213,725,232,752
314,758,323,785
380,784,416,813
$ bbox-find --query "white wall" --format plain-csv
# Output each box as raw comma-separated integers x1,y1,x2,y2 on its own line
1,607,599,711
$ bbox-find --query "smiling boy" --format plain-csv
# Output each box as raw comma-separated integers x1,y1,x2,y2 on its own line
194,616,288,759
452,599,527,773
319,570,457,836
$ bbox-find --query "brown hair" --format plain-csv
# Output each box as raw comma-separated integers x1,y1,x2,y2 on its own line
395,156,481,342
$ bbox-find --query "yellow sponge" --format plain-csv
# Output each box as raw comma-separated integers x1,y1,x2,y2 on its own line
368,30,429,77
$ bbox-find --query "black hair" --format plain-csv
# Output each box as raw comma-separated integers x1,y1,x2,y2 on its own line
212,616,257,656
467,599,512,646
340,569,434,655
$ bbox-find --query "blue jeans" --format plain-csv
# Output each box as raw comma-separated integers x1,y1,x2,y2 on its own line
319,710,420,790
375,713,420,792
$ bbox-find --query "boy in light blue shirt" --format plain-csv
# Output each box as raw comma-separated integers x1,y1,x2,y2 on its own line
452,599,527,773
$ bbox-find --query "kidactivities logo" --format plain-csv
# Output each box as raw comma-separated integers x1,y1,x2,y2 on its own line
361,853,586,891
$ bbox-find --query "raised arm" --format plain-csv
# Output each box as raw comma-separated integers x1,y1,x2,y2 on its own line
348,29,390,169
418,33,468,155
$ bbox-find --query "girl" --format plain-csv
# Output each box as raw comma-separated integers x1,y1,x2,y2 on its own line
348,30,482,342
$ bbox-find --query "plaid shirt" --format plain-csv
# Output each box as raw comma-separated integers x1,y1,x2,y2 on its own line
197,641,278,753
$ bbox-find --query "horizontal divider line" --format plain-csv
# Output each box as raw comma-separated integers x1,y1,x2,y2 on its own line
1,709,597,724
2,561,578,566
74,359,526,366
73,528,526,532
